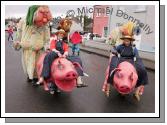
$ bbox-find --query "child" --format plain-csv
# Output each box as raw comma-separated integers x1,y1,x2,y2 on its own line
37,29,68,84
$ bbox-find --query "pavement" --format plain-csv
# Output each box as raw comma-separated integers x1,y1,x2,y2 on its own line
5,33,155,113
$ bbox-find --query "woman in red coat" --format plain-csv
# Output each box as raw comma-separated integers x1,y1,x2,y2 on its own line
70,31,82,56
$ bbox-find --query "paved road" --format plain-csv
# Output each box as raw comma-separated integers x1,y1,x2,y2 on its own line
5,33,155,113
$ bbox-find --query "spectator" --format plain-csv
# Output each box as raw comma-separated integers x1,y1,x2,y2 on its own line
7,25,13,42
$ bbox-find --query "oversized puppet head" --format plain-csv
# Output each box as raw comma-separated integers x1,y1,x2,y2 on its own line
26,5,52,27
57,18,72,32
120,21,139,41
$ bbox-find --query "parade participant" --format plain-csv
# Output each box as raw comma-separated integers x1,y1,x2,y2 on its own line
55,18,87,87
37,29,87,88
13,5,52,85
70,31,82,56
103,22,148,101
7,25,14,42
36,29,68,84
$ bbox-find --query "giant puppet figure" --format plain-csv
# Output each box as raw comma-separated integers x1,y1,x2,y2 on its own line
13,5,52,85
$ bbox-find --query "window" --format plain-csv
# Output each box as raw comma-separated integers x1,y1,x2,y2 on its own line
96,9,102,17
95,7,105,17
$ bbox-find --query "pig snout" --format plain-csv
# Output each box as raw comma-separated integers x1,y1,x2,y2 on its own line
65,71,78,80
114,71,133,94
116,84,131,94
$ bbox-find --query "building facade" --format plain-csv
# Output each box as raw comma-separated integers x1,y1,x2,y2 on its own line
93,5,110,37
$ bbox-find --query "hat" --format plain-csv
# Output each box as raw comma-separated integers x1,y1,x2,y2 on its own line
26,5,40,26
120,21,136,41
55,29,66,36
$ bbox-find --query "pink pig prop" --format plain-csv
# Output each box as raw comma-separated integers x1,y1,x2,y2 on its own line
36,52,79,92
112,61,138,94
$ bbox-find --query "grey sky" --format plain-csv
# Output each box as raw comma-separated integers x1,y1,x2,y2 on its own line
5,5,93,18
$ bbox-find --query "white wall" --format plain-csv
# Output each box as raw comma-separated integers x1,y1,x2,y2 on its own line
108,5,155,51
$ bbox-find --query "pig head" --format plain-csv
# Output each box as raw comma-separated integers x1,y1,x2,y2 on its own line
113,61,138,94
36,52,79,92
51,57,79,92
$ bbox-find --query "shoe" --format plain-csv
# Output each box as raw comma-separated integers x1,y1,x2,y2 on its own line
133,85,144,101
31,79,39,86
76,84,88,88
56,89,61,93
133,93,140,101
50,90,55,95
76,76,88,88
27,77,32,83
33,78,38,82
36,77,44,85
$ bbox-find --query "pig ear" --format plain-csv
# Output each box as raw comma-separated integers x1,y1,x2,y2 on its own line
73,62,83,71
110,68,121,77
115,68,121,72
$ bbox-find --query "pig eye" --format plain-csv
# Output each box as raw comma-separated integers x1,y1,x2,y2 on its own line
71,64,75,68
58,64,64,70
116,72,123,78
129,75,133,81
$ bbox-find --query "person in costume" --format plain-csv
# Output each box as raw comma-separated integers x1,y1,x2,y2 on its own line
55,18,87,88
103,22,148,100
13,5,52,85
36,29,87,88
70,31,82,56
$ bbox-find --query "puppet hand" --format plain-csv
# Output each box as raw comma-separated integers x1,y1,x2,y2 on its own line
13,41,21,50
44,45,50,51
62,52,68,58
58,52,63,57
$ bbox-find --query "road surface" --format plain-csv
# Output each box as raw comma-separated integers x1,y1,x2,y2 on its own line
5,33,155,113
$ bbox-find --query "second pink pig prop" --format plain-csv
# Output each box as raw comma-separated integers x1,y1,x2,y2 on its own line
112,61,138,94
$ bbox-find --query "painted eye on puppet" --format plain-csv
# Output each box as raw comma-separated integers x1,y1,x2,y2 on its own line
116,72,123,78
